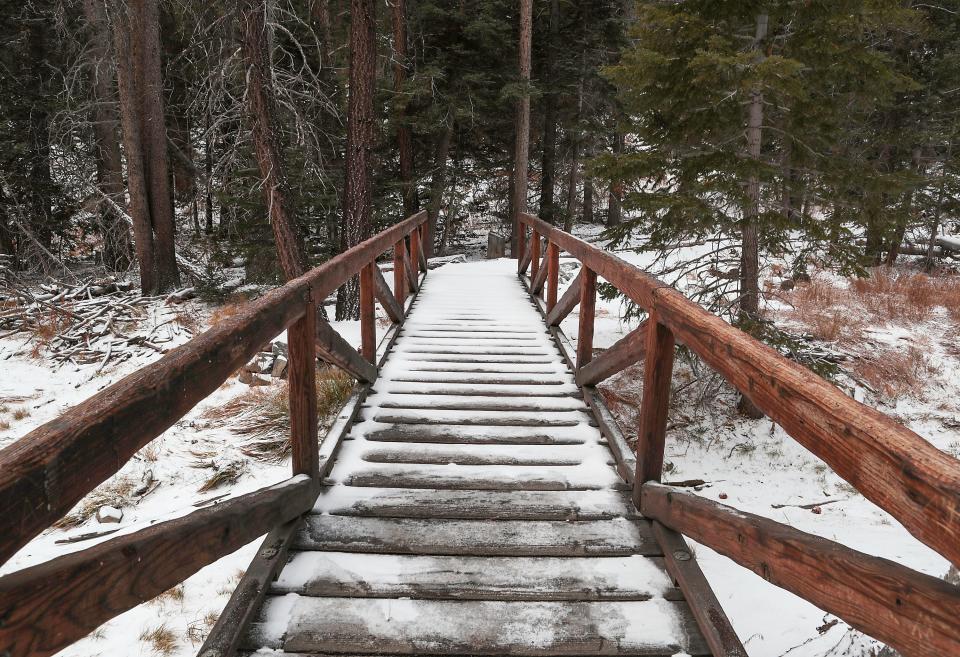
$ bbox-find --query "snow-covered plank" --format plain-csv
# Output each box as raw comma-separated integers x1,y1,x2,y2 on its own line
314,486,637,520
358,442,594,465
371,408,589,426
337,463,625,491
272,553,675,601
374,393,585,411
381,381,580,397
294,515,661,557
246,597,709,656
362,423,592,444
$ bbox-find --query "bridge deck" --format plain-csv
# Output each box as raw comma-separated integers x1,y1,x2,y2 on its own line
240,260,711,656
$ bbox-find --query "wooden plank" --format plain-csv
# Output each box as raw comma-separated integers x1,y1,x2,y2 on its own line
272,553,676,601
364,424,587,445
577,321,648,386
641,483,960,657
582,386,638,486
576,267,597,368
315,317,377,383
199,518,303,657
372,409,585,427
294,515,661,557
289,298,319,478
518,233,533,274
410,226,421,273
318,486,638,520
0,476,316,657
521,212,960,570
545,269,582,326
246,597,710,656
373,264,405,325
359,264,376,362
340,464,624,492
633,314,675,502
530,230,541,281
530,247,549,295
546,241,560,312
394,240,406,307
360,442,588,465
651,522,746,657
402,243,419,293
417,227,429,271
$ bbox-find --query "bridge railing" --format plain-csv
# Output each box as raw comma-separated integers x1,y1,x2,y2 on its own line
518,212,960,657
0,211,429,657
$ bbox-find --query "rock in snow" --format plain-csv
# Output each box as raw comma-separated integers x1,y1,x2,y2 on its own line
96,506,123,524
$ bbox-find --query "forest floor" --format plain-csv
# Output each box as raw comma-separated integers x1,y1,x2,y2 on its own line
1,223,958,656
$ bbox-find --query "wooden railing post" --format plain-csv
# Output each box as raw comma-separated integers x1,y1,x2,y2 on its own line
577,266,596,368
410,227,422,274
546,241,560,312
289,295,319,479
633,310,675,505
517,223,527,270
394,240,406,307
360,263,376,363
531,230,541,283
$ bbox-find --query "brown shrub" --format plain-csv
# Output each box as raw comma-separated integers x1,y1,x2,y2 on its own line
850,268,937,322
851,346,940,401
139,624,177,656
208,293,253,326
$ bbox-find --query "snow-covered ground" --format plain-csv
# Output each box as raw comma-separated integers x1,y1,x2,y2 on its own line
1,228,957,656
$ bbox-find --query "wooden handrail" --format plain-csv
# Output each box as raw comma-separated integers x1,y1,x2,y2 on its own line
519,212,960,570
0,476,316,657
642,483,960,657
0,211,428,566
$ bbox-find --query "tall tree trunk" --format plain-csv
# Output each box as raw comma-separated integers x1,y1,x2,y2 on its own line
438,139,460,257
539,0,560,225
739,12,767,321
510,0,532,257
737,12,767,420
925,141,951,272
885,146,924,266
204,109,214,235
27,19,53,249
607,132,624,226
82,0,131,271
562,67,584,233
582,149,594,225
335,0,377,320
239,0,307,282
391,0,417,219
426,119,454,257
111,0,180,293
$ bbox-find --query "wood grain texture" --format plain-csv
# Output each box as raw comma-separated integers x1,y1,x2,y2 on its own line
0,477,316,657
394,240,406,307
360,264,376,362
530,248,550,295
546,241,560,312
410,227,421,274
521,212,960,570
577,321,648,387
315,318,377,383
633,316,675,498
373,264,405,324
576,267,597,368
289,298,319,478
545,269,581,326
518,231,532,274
652,521,746,657
641,483,960,657
531,230,541,281
402,242,418,293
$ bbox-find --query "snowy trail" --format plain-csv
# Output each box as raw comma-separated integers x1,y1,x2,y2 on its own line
240,259,712,656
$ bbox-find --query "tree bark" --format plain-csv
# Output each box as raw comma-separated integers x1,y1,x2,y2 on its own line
391,0,417,218
582,163,594,225
82,0,131,271
563,66,584,233
425,120,454,258
204,109,214,235
925,141,951,272
336,0,377,320
739,12,767,321
111,0,180,293
510,0,533,256
239,0,308,283
538,0,560,226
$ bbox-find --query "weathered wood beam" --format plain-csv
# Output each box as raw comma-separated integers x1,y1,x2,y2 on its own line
373,264,404,325
0,476,316,657
517,234,534,275
576,267,596,368
545,269,581,326
402,242,419,293
520,212,960,569
530,230,541,282
530,248,549,295
651,521,746,657
641,483,960,657
289,298,319,478
360,264,376,362
394,240,407,307
418,226,429,271
546,242,560,312
633,313,675,499
576,321,648,387
315,318,377,383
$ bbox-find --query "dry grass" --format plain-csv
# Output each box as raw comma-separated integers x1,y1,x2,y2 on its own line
11,407,30,421
195,459,247,492
139,624,177,656
54,475,136,529
208,293,253,326
186,611,220,646
786,267,960,344
172,308,202,335
851,346,940,401
0,419,9,431
154,584,185,605
203,367,353,462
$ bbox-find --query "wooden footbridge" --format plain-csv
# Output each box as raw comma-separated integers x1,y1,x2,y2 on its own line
1,211,959,657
